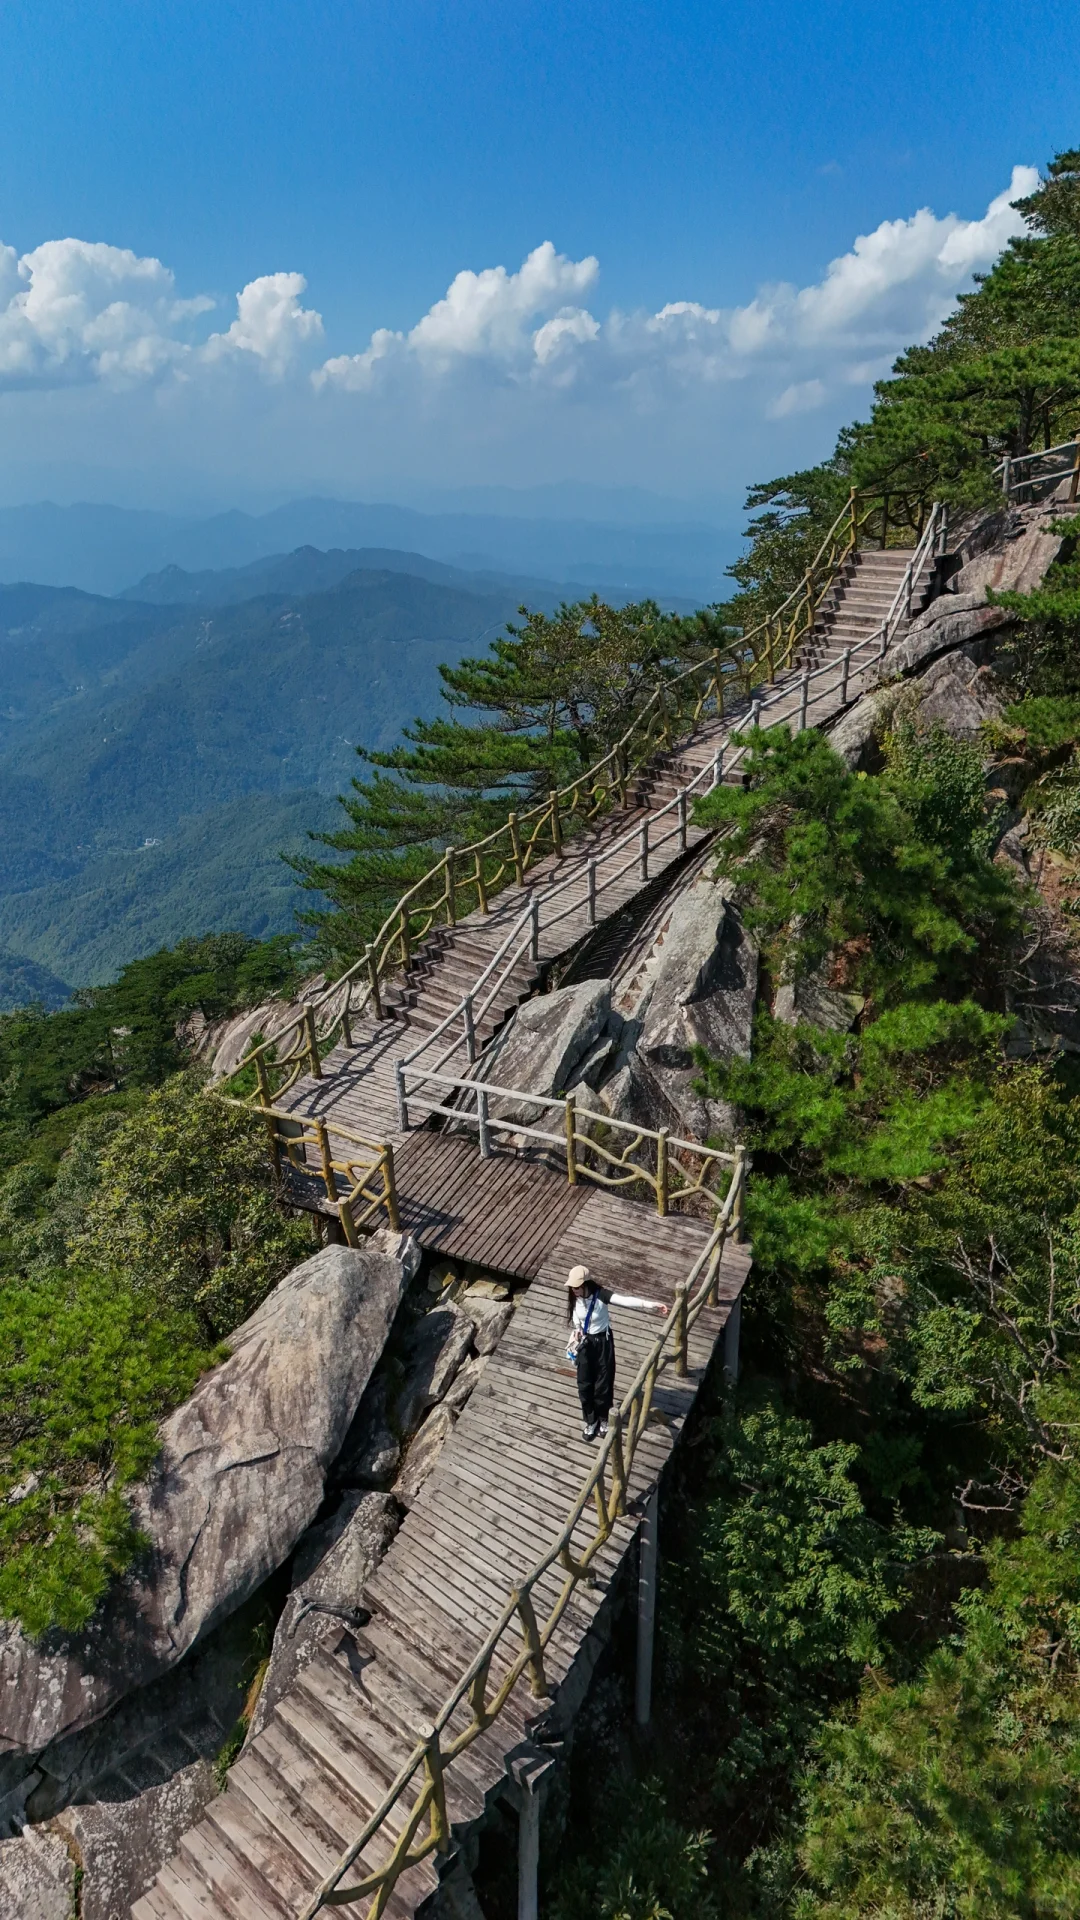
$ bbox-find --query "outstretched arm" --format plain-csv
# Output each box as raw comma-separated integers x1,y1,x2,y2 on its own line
610,1291,669,1317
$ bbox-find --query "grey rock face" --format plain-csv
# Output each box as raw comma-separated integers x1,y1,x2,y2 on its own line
0,1233,417,1764
909,650,1002,738
394,1302,475,1435
246,1492,398,1744
463,1296,513,1355
481,980,612,1120
632,872,757,1143
442,1353,489,1415
877,601,1011,683
332,1371,402,1488
0,1826,76,1920
774,973,864,1033
54,1741,220,1920
394,1405,456,1508
953,511,1070,599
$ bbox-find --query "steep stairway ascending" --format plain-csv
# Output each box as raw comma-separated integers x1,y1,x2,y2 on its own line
801,545,934,667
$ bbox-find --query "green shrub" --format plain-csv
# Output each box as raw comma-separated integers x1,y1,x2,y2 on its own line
0,1267,222,1636
77,1074,311,1339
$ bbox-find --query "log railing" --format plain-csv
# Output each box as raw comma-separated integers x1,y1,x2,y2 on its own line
296,1155,747,1920
395,502,945,1111
996,436,1080,505
233,1100,401,1243
220,492,940,1114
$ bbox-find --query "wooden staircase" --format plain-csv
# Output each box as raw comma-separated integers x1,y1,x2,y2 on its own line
802,545,933,667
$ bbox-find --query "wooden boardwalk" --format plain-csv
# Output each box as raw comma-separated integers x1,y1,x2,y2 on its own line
133,1189,749,1920
132,548,928,1918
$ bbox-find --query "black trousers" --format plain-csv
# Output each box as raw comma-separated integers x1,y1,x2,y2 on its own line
577,1330,616,1425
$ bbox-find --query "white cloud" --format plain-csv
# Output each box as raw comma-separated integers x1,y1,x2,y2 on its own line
0,237,211,387
767,379,826,419
0,166,1044,496
204,271,324,374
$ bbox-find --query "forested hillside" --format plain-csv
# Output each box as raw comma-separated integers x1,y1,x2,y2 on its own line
0,564,525,985
2,142,1080,1920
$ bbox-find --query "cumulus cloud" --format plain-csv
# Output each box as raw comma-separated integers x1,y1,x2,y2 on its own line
204,272,324,373
313,165,1039,410
0,166,1044,494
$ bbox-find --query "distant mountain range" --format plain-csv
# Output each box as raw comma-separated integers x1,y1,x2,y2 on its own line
0,494,737,602
0,539,714,993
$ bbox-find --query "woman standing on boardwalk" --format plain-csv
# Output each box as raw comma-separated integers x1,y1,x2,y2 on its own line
565,1264,668,1441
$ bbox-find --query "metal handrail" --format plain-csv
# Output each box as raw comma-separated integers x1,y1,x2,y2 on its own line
217,495,893,1104
296,1149,747,1919
996,437,1080,502
395,504,945,1104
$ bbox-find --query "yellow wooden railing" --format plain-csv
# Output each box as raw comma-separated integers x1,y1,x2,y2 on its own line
399,1062,745,1221
231,1100,401,1243
295,1153,747,1920
220,487,923,1114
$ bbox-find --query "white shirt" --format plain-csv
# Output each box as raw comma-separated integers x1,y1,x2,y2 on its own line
571,1290,660,1335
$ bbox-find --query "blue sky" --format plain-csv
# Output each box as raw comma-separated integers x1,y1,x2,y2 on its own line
0,0,1077,517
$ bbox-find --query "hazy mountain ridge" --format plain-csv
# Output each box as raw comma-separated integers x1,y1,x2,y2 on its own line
0,563,523,983
120,543,622,611
0,494,736,600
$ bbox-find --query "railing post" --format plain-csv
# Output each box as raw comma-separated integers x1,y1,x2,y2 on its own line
303,1004,322,1079
549,788,562,857
517,1774,541,1920
674,1281,689,1377
587,858,597,925
381,1143,400,1231
339,990,353,1050
445,847,456,925
750,695,762,730
475,853,489,914
635,1485,658,1728
464,994,477,1064
477,1086,491,1159
880,492,889,548
395,1060,410,1132
399,907,411,965
677,789,687,853
799,666,809,731
1071,439,1080,504
516,1588,549,1698
656,1126,669,1217
639,819,649,882
712,745,724,790
564,1096,577,1186
840,646,852,705
256,1057,281,1179
723,1295,742,1387
732,1145,746,1241
712,647,722,709
314,1116,336,1203
509,812,525,886
366,945,383,1021
1001,455,1012,499
530,894,540,964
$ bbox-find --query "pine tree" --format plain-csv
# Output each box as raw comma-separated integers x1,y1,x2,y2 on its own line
293,596,699,962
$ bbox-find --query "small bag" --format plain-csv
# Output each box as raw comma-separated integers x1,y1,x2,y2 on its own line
566,1292,597,1365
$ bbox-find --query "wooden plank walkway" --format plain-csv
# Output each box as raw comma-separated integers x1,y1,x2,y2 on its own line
133,552,927,1917
275,547,930,1166
133,1188,749,1920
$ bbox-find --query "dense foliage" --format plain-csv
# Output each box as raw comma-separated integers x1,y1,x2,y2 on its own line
0,930,314,1635
542,149,1080,1906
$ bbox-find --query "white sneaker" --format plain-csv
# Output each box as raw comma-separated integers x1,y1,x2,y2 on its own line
597,1421,609,1438
582,1421,599,1441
